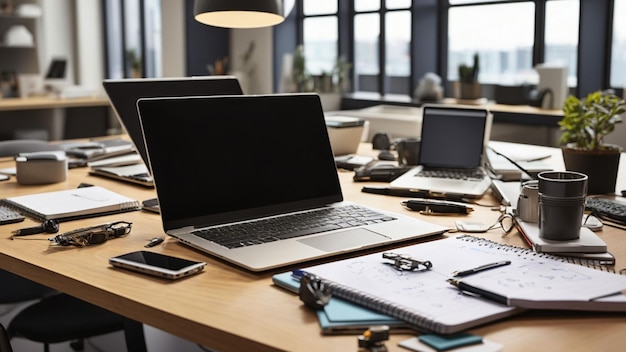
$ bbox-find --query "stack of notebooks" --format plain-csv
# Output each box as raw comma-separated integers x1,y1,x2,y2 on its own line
59,138,153,187
485,143,553,181
276,235,626,335
61,139,137,166
515,219,615,265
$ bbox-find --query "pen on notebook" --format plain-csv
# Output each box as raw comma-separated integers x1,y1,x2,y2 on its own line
452,260,511,277
447,278,508,305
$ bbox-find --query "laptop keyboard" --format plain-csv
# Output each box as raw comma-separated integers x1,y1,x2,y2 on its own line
192,205,396,249
417,168,485,181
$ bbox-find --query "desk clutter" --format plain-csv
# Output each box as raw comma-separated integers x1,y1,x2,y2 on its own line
275,235,626,337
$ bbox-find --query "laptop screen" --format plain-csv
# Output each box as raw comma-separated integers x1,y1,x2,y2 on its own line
418,106,488,169
102,76,243,169
137,94,343,230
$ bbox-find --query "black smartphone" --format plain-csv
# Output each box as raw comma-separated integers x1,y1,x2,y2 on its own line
109,251,206,280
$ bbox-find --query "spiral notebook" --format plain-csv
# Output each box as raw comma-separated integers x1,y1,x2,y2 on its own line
303,235,626,334
1,186,140,222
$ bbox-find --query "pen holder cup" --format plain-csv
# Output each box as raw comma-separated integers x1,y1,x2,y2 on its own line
396,138,420,166
517,180,539,223
15,156,68,185
537,171,588,241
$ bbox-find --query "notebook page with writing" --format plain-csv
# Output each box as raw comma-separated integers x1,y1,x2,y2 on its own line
303,235,626,334
303,236,522,334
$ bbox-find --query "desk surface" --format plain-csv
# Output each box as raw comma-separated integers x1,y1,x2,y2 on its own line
0,96,110,111
1,140,625,352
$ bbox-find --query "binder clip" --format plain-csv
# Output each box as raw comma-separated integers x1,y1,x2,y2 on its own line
383,252,432,272
358,325,389,352
298,273,331,310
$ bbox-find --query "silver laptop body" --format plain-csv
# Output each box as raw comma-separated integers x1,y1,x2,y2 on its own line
137,93,446,272
390,105,493,199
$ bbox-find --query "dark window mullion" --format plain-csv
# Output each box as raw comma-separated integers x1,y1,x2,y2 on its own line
534,0,546,66
139,0,146,77
120,1,127,77
379,7,386,95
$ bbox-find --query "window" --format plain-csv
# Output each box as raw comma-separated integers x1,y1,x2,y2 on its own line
544,0,579,86
611,0,626,88
448,1,535,85
287,0,616,98
104,0,162,79
354,1,411,93
354,12,380,92
302,0,339,75
302,1,337,76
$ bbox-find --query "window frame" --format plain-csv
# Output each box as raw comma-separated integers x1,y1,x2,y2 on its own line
291,0,617,99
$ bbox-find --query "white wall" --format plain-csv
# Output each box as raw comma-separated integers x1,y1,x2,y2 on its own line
230,28,273,94
75,0,104,92
40,0,75,84
161,0,185,77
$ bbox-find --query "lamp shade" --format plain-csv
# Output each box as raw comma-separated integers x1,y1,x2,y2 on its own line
194,0,285,29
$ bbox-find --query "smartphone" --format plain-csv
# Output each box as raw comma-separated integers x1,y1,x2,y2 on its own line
109,251,206,280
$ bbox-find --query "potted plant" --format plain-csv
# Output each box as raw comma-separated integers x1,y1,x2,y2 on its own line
454,53,480,100
559,90,626,194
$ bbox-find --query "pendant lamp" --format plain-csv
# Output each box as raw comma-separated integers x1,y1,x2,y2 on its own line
194,0,285,29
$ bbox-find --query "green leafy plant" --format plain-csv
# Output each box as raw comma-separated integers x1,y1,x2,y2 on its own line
559,90,626,151
458,53,479,83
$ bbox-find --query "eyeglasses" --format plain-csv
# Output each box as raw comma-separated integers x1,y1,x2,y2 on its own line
491,213,515,235
49,221,132,247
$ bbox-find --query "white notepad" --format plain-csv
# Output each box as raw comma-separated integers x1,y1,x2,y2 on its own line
516,219,607,253
1,186,140,221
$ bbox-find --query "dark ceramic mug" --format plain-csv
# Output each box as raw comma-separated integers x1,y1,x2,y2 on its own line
537,171,588,241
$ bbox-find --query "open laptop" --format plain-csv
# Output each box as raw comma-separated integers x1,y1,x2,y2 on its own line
389,105,492,199
96,76,243,190
136,93,446,272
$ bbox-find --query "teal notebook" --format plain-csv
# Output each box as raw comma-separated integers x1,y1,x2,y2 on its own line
272,272,412,334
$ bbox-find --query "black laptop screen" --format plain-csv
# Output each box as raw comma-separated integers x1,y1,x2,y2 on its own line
137,94,343,230
418,107,487,169
103,77,243,169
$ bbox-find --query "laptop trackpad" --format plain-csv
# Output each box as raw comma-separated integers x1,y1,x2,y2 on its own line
298,228,389,252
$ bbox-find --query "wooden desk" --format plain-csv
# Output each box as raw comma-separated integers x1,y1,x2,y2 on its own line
0,140,625,352
0,96,111,140
0,96,110,111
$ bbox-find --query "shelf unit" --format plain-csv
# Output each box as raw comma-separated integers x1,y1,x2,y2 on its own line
0,1,41,98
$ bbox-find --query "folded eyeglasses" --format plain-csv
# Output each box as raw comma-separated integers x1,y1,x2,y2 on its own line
49,221,132,247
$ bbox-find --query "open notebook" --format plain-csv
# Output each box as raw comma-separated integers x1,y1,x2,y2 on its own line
303,234,626,334
137,93,447,272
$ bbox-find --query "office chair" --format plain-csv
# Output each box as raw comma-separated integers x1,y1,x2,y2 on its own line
7,292,146,352
0,139,62,158
0,271,55,351
0,323,13,352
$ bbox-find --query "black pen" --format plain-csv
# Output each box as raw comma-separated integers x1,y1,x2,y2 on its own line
362,186,467,202
452,260,511,277
402,199,473,214
447,278,508,305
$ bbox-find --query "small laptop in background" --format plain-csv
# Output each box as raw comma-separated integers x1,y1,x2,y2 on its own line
137,93,446,272
97,76,243,208
389,105,492,199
